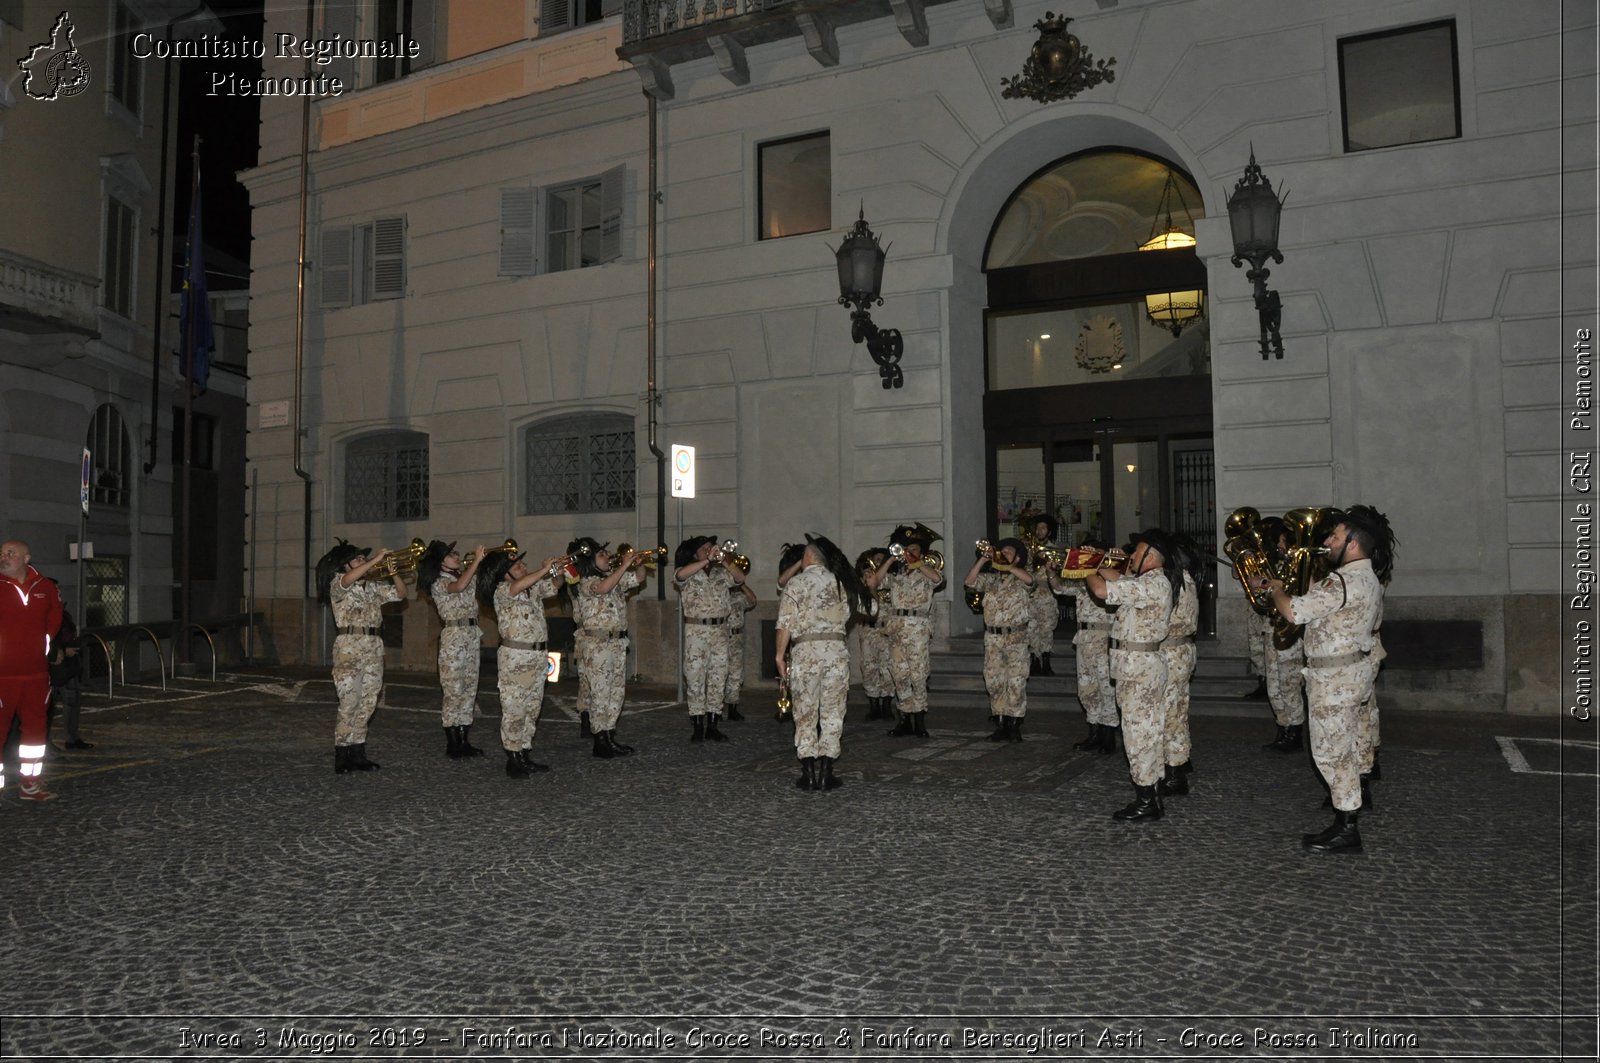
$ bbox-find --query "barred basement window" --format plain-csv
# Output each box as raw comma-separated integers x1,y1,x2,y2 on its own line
523,414,635,515
345,431,430,523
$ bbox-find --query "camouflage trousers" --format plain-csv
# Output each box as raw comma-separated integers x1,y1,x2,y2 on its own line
332,634,384,745
1028,591,1058,655
1357,659,1381,772
888,618,932,714
859,625,894,698
578,633,629,732
497,647,547,752
1112,648,1169,786
724,626,747,702
1075,636,1117,726
683,623,729,717
1266,641,1306,726
1248,623,1267,676
790,641,848,759
1306,661,1373,811
984,632,1028,718
437,626,481,727
1160,644,1196,767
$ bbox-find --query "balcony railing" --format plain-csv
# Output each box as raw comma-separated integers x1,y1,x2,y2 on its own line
0,249,100,335
624,0,797,43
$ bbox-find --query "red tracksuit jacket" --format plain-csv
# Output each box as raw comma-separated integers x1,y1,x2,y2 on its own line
0,565,63,678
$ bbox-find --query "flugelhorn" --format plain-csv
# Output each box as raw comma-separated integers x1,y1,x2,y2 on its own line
367,538,427,579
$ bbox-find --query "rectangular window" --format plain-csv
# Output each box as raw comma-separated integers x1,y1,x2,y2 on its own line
524,415,635,514
540,0,620,37
372,0,439,84
758,132,831,240
320,217,406,307
345,432,430,522
1339,20,1460,152
171,409,217,470
103,196,136,317
110,2,141,115
84,557,128,628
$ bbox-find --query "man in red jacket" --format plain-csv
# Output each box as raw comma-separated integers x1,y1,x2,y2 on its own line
1,540,64,801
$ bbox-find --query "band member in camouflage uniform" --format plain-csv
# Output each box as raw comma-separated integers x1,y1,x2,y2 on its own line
1068,538,1118,755
571,538,648,759
776,534,872,791
855,548,895,721
1157,534,1202,796
723,575,758,721
867,524,944,737
964,537,1035,742
1090,530,1176,821
478,547,563,778
317,540,406,774
1024,513,1064,676
419,540,487,759
675,535,746,742
1257,505,1394,853
1253,517,1306,752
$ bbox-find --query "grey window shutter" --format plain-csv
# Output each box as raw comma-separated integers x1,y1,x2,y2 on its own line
600,0,623,17
599,164,625,264
371,216,406,299
320,226,353,308
540,0,573,35
320,0,360,88
499,187,538,276
410,0,438,70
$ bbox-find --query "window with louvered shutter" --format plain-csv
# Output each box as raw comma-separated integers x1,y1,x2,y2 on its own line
370,217,406,299
598,164,624,264
499,187,538,276
523,414,635,515
320,226,353,308
540,0,572,34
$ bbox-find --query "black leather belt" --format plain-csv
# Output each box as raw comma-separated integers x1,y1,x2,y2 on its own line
443,618,478,628
337,626,380,636
1163,635,1194,647
687,617,727,625
1079,622,1112,631
1111,638,1162,652
892,608,927,617
1308,650,1370,668
791,632,845,644
582,628,628,640
985,625,1023,636
500,638,548,651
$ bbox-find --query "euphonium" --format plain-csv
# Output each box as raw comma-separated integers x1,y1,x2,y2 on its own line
920,550,944,573
1273,507,1337,649
1223,507,1278,616
367,538,427,579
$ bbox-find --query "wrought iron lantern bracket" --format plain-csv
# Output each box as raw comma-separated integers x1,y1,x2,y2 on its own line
1227,150,1288,360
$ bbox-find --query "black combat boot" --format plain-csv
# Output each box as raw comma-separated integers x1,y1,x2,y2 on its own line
1266,724,1303,753
505,750,530,778
1073,723,1101,751
519,748,550,773
690,715,706,743
1040,653,1055,676
888,712,915,737
348,743,379,771
726,701,745,721
988,715,1011,742
912,713,929,737
1302,809,1362,852
457,725,484,757
592,732,615,759
1112,785,1163,821
1247,675,1268,699
579,711,593,738
1009,717,1024,742
1098,723,1119,754
796,757,816,790
1157,763,1189,797
705,714,729,742
608,730,635,755
1365,748,1382,781
1029,654,1042,676
445,727,462,759
334,746,352,774
816,756,843,790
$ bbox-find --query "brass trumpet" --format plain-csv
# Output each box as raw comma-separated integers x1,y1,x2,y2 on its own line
548,542,593,579
366,538,426,579
480,538,520,560
616,543,669,570
775,679,792,722
711,539,749,573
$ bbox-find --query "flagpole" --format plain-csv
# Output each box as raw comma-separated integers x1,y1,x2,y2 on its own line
178,135,200,672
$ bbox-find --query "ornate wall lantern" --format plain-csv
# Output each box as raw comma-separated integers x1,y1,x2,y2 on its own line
1137,168,1204,337
999,13,1116,104
830,207,904,389
1226,150,1288,359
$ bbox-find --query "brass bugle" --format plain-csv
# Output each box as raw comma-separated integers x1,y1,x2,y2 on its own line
480,538,520,560
775,679,792,722
367,538,426,579
617,543,669,569
548,542,593,578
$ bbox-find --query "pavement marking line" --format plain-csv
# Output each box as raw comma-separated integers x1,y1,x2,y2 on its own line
1496,735,1600,777
42,747,228,781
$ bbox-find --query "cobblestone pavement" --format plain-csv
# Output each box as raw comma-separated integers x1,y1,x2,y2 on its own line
1,667,1595,1061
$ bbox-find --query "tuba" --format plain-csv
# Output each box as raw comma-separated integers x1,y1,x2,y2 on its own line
1273,507,1337,649
1222,508,1278,617
367,538,427,580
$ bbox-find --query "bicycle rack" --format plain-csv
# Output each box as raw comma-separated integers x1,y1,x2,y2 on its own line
169,624,218,682
82,632,114,698
121,627,168,691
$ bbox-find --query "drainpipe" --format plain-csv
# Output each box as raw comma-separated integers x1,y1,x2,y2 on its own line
646,91,665,600
293,0,315,656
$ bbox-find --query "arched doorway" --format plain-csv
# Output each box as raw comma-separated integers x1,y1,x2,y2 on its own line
981,150,1215,580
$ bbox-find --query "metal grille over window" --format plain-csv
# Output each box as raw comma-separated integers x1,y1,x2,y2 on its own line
524,415,635,514
87,404,131,509
345,432,430,522
84,558,128,627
